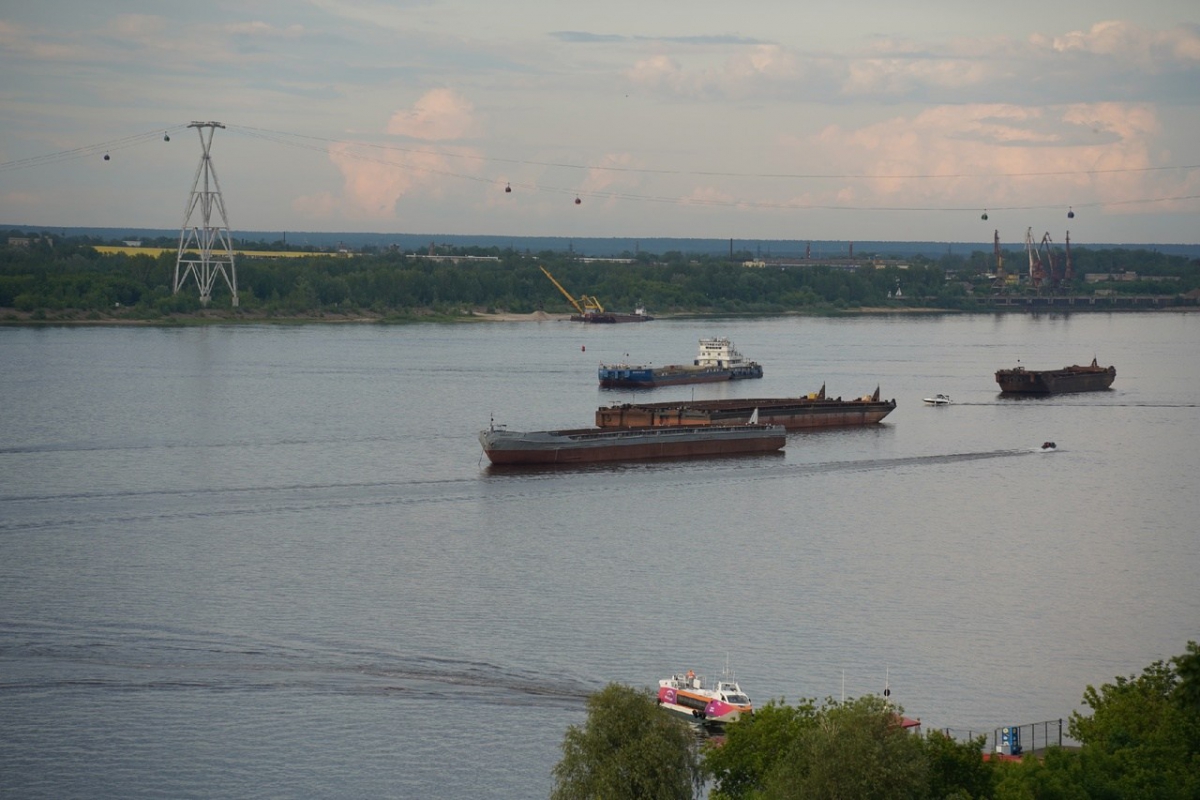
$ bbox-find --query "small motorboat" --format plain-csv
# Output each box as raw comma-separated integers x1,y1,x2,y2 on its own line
923,394,951,405
1040,441,1057,451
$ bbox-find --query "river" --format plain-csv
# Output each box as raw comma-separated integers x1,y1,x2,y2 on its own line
1,312,1198,797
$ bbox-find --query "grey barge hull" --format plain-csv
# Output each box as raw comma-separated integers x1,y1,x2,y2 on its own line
479,424,785,465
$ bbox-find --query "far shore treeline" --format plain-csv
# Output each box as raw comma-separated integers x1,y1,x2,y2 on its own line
2,230,1198,322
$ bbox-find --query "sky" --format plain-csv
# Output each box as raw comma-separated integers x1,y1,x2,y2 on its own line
2,0,1199,243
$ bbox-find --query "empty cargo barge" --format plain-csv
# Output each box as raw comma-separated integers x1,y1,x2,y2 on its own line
478,422,786,465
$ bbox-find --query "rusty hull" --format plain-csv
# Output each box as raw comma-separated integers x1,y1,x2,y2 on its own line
596,395,897,431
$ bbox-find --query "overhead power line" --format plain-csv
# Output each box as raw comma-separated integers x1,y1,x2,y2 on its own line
2,121,1198,215
226,123,1200,181
0,126,189,172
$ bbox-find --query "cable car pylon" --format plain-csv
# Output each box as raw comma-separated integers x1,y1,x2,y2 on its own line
174,121,238,307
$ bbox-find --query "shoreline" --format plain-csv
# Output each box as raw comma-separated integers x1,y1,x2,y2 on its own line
1,305,1195,327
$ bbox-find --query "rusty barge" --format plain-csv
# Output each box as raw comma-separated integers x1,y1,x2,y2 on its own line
995,358,1115,394
596,386,896,431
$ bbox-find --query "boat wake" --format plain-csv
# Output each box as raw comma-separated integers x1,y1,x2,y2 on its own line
0,619,591,709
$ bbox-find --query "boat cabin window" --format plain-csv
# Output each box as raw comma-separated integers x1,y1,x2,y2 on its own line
724,693,749,704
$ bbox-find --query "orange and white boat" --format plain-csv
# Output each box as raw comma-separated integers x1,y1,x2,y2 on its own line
656,670,752,727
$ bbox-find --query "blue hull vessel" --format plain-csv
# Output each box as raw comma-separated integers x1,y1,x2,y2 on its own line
599,337,763,389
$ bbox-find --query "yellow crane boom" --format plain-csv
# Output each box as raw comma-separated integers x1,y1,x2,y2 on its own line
539,266,605,315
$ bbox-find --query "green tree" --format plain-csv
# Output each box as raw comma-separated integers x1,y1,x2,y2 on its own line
703,698,818,799
1065,648,1200,799
1172,640,1200,714
761,695,929,800
991,747,1089,800
551,683,701,800
705,695,937,800
922,729,993,799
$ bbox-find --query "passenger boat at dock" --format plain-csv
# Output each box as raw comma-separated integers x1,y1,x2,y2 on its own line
599,338,763,389
478,420,786,465
995,358,1115,394
596,385,896,431
657,670,752,728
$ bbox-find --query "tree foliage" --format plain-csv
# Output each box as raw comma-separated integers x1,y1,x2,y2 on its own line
1060,643,1200,799
552,645,1200,798
702,698,818,799
5,232,1194,321
703,695,988,800
551,682,701,800
764,695,929,800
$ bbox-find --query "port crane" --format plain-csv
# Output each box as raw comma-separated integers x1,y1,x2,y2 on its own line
1026,228,1077,290
539,266,605,316
993,229,1006,287
1025,227,1053,289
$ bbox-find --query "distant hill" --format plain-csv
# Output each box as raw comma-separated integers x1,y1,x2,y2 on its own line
5,224,1199,259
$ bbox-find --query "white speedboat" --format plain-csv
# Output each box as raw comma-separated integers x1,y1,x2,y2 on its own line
923,394,951,405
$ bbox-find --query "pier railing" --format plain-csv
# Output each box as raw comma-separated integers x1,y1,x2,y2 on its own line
940,718,1064,756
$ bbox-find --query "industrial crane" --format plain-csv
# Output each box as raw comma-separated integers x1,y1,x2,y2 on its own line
539,266,605,316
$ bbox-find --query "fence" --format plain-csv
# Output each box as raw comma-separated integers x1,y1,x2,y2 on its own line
940,719,1064,756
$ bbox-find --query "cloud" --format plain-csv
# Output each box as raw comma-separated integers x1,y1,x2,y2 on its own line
224,21,305,38
317,140,486,220
623,21,1200,106
1046,20,1200,67
0,19,81,60
575,153,644,206
550,31,770,46
626,45,801,99
790,102,1185,213
101,14,167,40
681,186,737,207
386,89,478,141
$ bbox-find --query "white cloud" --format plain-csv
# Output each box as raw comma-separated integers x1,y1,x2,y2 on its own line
623,20,1200,106
791,102,1183,214
315,140,486,220
1048,20,1200,66
386,89,479,141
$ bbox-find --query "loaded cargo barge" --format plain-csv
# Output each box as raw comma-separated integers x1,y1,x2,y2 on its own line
479,422,785,465
596,386,896,431
599,338,763,389
995,358,1116,394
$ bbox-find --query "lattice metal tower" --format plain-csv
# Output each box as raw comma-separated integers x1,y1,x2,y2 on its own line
174,121,238,307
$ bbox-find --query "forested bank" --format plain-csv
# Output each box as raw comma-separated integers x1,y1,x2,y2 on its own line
552,643,1200,799
2,232,1197,322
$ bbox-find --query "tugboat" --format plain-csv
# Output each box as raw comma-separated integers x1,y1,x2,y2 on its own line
656,669,752,728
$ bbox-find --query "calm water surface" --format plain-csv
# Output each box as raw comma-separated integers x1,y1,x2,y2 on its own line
2,313,1198,797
